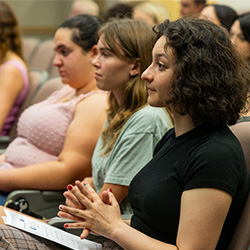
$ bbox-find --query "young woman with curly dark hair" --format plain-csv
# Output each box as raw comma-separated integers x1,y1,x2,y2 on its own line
58,17,250,250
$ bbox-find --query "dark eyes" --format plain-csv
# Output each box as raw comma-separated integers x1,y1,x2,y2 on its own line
157,63,167,70
61,49,70,56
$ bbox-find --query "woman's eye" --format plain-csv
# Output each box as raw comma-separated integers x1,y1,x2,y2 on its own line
61,50,69,56
157,63,166,70
102,52,109,58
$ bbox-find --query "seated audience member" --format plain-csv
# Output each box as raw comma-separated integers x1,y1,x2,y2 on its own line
59,18,250,250
0,2,29,135
65,18,172,215
230,12,250,63
230,12,250,170
180,0,206,17
0,14,107,205
0,18,172,249
103,2,133,21
69,0,99,17
132,1,170,25
200,4,238,31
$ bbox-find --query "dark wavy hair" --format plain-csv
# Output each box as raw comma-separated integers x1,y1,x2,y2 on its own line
154,18,250,127
58,14,102,52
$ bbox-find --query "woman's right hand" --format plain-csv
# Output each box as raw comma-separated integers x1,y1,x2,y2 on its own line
58,181,123,240
64,177,110,209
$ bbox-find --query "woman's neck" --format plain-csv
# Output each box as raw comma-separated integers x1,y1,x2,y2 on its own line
172,109,195,137
2,50,20,64
75,78,99,96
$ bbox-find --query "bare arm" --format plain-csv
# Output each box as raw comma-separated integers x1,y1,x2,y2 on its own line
59,183,232,250
0,93,107,191
0,63,24,131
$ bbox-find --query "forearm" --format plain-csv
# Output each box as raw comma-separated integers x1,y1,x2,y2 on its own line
0,161,84,192
111,222,177,250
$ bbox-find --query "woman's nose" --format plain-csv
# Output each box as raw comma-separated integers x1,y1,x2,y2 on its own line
141,64,153,82
92,54,100,68
53,54,62,67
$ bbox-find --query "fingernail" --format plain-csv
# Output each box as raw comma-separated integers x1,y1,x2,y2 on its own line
64,224,68,228
67,184,73,191
83,183,88,186
59,205,64,210
108,188,113,193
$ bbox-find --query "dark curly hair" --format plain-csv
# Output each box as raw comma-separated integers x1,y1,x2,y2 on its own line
154,18,250,127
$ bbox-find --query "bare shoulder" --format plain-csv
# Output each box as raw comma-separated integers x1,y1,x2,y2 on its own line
0,60,27,80
76,92,108,112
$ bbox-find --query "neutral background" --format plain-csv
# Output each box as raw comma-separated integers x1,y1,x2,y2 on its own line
5,0,250,39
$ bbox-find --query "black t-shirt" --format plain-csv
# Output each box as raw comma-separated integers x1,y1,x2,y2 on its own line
129,125,249,249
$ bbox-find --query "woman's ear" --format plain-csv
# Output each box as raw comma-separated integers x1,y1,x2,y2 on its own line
90,45,98,59
129,58,140,77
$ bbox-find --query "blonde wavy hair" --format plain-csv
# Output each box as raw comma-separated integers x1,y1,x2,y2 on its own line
133,1,170,25
98,19,156,155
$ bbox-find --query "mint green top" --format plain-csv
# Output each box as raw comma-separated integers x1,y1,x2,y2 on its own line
91,105,172,214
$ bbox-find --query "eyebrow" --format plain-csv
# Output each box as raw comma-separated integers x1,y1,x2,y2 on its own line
155,53,169,60
54,44,66,51
99,47,112,52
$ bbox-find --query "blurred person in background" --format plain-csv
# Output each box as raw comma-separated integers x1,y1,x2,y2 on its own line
0,1,29,136
230,12,250,172
132,1,170,25
103,1,133,21
200,4,237,31
69,0,99,17
180,0,206,17
231,12,250,63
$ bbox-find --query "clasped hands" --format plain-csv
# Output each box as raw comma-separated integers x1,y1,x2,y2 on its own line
57,180,123,240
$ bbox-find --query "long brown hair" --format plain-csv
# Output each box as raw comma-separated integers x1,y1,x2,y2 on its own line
0,1,23,63
98,19,156,155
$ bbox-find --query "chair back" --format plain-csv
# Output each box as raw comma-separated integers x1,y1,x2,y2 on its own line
29,39,55,72
31,76,64,104
22,37,40,64
49,63,59,77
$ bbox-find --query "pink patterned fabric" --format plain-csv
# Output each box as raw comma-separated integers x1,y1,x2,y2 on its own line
0,60,29,136
0,85,104,169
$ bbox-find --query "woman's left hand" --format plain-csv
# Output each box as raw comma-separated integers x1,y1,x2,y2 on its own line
57,181,124,239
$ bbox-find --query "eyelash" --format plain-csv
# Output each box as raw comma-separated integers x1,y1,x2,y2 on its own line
101,52,109,58
61,50,69,56
157,63,167,70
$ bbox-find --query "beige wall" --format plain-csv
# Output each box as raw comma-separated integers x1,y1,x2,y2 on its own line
5,0,250,40
6,0,73,39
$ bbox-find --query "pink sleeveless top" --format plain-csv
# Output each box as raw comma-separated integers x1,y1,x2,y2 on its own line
0,85,105,169
0,60,29,136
